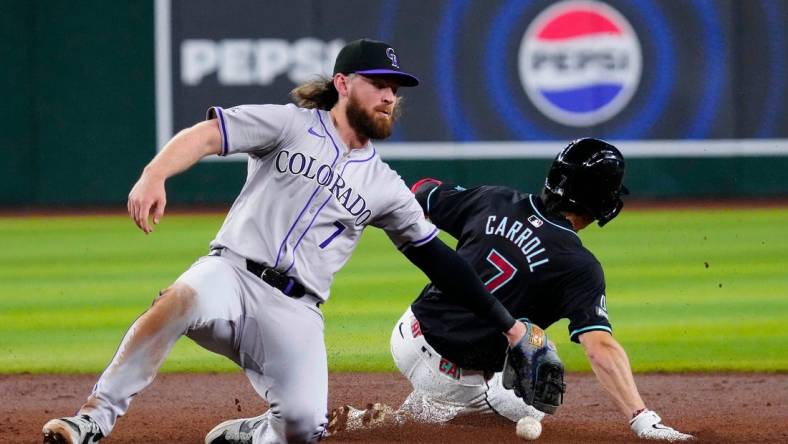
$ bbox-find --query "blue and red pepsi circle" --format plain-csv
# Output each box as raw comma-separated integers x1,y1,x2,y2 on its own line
519,1,642,127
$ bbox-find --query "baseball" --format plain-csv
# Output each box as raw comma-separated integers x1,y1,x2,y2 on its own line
516,416,542,440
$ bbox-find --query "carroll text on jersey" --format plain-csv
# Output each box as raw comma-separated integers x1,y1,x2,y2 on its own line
485,215,549,271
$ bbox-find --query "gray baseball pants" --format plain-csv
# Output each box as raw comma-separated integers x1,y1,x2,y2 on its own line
77,251,327,443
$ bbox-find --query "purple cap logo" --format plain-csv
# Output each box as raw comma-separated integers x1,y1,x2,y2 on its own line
386,47,400,69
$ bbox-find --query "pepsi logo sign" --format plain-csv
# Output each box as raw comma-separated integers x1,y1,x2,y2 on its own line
518,1,642,127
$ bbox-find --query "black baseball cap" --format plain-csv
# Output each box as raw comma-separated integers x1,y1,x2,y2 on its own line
333,38,420,87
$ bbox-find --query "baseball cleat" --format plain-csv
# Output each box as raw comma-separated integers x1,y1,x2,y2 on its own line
42,415,104,444
204,412,268,444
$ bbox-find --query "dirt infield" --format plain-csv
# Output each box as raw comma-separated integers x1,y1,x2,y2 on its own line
2,373,786,443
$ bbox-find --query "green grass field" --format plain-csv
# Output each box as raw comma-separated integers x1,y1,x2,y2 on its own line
1,208,786,374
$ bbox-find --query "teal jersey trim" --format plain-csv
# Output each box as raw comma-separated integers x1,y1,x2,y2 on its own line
570,325,612,340
426,186,440,214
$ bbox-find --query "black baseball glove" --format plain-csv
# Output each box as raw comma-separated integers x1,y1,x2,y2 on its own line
502,320,566,414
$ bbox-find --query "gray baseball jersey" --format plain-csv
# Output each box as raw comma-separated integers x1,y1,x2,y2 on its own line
206,103,438,301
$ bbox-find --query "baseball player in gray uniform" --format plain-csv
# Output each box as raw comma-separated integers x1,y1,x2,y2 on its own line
42,39,531,444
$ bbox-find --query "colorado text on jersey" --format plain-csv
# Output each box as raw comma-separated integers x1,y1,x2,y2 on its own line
275,149,372,225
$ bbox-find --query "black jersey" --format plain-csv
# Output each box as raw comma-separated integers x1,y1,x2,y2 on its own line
410,184,612,372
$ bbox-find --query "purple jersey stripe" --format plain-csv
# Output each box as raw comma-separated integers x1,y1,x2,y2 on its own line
283,146,377,274
410,226,439,246
274,187,323,269
214,107,229,156
272,110,340,268
284,194,334,274
397,226,439,251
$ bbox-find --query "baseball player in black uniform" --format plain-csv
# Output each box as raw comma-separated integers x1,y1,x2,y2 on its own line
331,138,693,441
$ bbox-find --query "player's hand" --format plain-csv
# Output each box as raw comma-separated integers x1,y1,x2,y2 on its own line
503,322,557,354
630,409,693,441
127,171,167,234
504,320,527,346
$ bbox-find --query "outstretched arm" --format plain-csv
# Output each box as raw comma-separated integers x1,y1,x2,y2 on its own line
579,330,693,440
402,237,525,345
579,330,644,416
128,119,222,233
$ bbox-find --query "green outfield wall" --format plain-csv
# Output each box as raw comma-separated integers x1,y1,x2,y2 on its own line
2,1,786,207
1,1,155,207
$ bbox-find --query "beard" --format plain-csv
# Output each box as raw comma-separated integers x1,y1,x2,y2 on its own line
345,92,400,140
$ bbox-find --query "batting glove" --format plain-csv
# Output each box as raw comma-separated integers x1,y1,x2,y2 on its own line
630,409,694,441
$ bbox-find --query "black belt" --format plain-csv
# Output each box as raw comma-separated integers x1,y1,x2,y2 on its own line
209,249,306,298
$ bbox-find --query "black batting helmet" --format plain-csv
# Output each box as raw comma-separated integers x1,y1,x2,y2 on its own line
541,138,629,227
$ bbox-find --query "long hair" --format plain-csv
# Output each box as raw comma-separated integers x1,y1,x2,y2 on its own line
290,77,338,110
